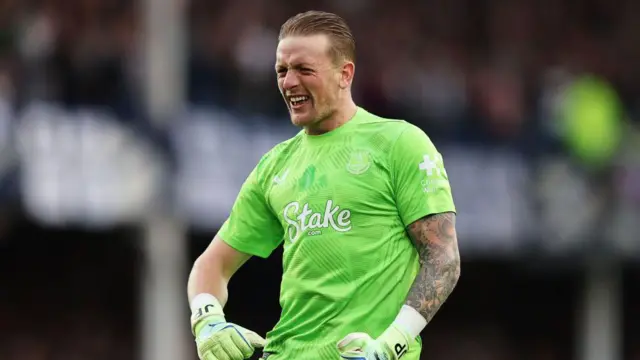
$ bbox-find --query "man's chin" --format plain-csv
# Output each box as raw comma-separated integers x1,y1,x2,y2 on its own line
290,112,315,127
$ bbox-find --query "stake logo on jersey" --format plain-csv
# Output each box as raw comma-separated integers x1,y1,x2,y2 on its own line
418,153,450,193
283,200,352,243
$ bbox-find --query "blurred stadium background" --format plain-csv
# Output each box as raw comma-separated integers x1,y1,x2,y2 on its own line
0,0,638,359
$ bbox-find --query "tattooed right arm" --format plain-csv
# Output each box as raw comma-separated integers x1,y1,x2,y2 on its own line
404,212,460,324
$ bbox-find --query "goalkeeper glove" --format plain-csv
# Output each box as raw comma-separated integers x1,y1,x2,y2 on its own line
191,293,266,360
337,305,427,360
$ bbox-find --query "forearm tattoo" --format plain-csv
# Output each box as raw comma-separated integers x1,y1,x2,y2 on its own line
405,212,461,323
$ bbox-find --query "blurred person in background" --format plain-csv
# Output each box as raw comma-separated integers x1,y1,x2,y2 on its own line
187,10,460,360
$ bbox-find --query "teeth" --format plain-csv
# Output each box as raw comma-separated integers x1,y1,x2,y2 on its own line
290,96,308,103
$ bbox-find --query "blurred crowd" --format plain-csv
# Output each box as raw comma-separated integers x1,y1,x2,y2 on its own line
0,0,639,359
0,0,137,114
0,0,639,225
0,0,638,147
194,0,640,156
0,0,638,136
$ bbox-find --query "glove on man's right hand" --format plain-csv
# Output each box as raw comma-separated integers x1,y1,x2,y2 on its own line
192,295,266,360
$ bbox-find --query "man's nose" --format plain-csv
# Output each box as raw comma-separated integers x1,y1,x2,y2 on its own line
282,71,300,90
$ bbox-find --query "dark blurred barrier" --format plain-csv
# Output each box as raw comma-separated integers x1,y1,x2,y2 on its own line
0,221,637,359
0,216,141,360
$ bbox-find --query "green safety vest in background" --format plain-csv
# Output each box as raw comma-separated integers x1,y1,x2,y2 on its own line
560,75,624,171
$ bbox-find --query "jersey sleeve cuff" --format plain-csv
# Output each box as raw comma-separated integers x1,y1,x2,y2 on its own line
218,231,274,259
402,206,457,228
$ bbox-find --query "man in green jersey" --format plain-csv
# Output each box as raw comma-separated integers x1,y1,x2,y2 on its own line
187,10,461,360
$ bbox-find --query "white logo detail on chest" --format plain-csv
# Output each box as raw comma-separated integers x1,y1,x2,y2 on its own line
346,151,371,175
283,200,352,243
273,169,289,185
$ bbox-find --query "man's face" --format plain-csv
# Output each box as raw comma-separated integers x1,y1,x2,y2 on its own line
275,34,343,128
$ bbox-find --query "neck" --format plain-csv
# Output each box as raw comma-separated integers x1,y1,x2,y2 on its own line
305,99,358,135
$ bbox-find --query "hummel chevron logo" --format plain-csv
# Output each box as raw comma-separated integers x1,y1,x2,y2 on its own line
273,169,289,185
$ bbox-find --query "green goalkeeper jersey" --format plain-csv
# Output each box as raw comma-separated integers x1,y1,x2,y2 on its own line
218,107,456,359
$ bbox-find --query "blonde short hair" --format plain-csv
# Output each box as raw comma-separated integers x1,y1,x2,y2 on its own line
279,10,356,64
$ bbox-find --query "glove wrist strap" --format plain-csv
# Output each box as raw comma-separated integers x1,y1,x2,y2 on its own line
190,293,225,335
392,305,427,339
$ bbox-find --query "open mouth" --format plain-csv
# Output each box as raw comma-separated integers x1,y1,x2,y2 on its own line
289,95,310,108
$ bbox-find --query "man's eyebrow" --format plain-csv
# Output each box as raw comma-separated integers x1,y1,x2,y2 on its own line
276,62,314,69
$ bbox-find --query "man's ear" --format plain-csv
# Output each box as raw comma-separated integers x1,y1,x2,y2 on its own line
339,62,355,89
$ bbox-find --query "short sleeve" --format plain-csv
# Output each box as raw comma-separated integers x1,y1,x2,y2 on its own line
390,124,456,226
217,165,283,258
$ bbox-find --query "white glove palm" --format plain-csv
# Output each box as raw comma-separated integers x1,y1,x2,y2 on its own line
337,324,411,360
195,318,266,360
191,295,265,360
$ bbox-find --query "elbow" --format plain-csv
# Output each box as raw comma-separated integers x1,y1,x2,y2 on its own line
452,256,461,284
450,249,461,288
194,236,251,282
192,249,210,271
190,247,224,283
452,242,461,275
440,247,461,290
192,252,213,274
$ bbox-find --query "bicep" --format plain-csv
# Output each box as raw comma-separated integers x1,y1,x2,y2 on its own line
202,234,253,281
406,212,459,263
